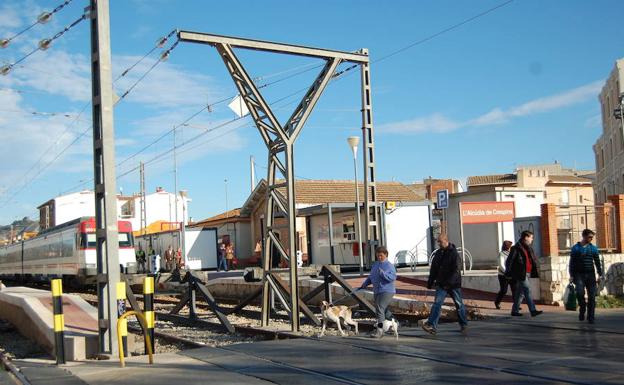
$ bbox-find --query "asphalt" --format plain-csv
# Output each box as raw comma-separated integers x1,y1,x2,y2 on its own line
9,308,623,385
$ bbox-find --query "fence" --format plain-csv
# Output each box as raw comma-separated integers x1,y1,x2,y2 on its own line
553,204,616,254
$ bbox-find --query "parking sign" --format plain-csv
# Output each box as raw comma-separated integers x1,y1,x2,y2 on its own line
437,189,449,209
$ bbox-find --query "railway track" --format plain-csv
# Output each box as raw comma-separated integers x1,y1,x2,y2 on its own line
0,349,30,385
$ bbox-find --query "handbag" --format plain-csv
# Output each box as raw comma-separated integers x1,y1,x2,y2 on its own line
564,283,577,311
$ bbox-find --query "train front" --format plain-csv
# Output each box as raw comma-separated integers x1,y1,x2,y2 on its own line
81,218,137,275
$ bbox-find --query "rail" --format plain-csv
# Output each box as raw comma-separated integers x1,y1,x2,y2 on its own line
117,311,153,368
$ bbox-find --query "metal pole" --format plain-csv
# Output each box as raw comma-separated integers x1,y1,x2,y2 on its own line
181,191,187,267
353,155,364,275
250,155,256,193
458,202,466,275
224,178,229,217
89,0,120,356
173,127,179,250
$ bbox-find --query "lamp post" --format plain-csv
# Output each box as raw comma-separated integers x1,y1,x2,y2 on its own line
347,136,364,275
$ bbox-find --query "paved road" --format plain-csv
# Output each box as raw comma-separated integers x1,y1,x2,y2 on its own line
13,309,623,385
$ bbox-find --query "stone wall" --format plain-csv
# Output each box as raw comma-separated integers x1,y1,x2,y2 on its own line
539,253,624,305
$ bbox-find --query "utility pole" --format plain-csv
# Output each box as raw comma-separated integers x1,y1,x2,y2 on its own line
140,161,148,272
89,0,120,356
250,155,256,193
224,178,229,218
173,126,179,249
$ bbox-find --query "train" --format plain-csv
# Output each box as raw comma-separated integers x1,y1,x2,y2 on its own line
0,217,137,286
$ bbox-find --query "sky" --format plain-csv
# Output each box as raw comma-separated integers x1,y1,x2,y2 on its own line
0,0,622,224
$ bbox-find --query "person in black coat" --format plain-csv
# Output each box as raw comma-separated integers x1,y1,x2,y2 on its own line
421,234,468,335
505,230,543,317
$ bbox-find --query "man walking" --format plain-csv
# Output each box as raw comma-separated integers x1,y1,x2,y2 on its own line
421,234,468,335
505,230,543,317
569,229,603,324
359,246,397,339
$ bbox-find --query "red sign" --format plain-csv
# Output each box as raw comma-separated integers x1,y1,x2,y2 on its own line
460,201,515,224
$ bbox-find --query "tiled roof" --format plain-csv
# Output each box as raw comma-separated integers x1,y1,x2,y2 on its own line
281,180,424,204
192,208,243,226
547,175,593,184
466,174,517,186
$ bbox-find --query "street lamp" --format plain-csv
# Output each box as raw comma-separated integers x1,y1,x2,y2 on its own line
347,136,364,275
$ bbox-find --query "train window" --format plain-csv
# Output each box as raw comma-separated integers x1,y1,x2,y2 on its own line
82,232,133,248
119,233,133,248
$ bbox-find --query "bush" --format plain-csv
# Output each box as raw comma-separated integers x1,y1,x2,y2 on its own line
595,295,624,308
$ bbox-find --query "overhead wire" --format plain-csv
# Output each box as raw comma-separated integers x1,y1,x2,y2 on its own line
1,12,88,75
22,0,515,201
0,0,75,48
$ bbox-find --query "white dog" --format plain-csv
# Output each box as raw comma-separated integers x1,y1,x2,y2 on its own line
381,318,399,340
319,301,359,337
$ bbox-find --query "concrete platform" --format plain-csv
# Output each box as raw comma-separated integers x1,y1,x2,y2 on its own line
0,286,99,361
10,309,622,384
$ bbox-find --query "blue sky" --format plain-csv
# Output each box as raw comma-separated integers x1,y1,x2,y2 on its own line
0,0,621,224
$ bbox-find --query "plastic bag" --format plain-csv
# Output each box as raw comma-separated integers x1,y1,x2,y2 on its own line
564,283,577,311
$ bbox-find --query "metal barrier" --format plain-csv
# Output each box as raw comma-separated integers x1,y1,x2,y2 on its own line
51,279,65,365
117,311,153,368
143,276,155,351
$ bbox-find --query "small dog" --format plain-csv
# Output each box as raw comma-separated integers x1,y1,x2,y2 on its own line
381,318,399,340
319,300,359,337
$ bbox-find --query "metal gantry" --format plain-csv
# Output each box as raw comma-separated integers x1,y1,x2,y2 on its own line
89,0,121,355
177,31,378,331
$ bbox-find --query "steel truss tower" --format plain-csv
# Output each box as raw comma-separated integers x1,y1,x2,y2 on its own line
178,31,379,331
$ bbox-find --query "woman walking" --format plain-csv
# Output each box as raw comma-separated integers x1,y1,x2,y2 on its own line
494,241,515,309
359,246,397,339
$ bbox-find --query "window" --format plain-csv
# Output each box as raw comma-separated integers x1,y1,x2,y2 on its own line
579,195,583,203
543,191,548,199
561,188,570,205
581,216,585,225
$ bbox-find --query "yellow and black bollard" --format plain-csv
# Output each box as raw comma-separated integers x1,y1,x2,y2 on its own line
116,282,128,357
51,279,65,365
143,276,155,352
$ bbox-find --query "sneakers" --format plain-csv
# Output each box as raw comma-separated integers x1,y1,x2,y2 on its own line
421,322,436,335
460,325,468,335
511,312,523,316
579,312,585,321
530,310,543,317
494,301,501,310
369,327,384,339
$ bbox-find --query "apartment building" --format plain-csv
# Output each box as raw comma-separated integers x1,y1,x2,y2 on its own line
594,58,624,203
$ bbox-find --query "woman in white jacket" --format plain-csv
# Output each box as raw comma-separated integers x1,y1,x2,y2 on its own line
494,241,515,309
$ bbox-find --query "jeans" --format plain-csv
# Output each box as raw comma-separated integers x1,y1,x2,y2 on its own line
217,255,228,271
574,273,597,321
374,292,395,326
427,287,468,329
495,274,516,305
512,274,537,314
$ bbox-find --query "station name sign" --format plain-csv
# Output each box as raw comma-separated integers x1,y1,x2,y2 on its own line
460,201,515,224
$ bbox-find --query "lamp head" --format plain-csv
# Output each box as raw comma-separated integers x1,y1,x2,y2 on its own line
347,136,359,157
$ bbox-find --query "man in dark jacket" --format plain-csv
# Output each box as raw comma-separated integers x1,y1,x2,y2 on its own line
505,230,543,317
569,228,603,324
421,234,468,335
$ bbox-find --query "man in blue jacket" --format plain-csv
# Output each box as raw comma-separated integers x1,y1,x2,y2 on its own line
569,228,603,324
360,246,396,338
421,234,468,335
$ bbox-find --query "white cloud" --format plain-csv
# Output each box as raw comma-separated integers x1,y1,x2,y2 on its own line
584,114,601,128
470,81,603,126
379,81,604,134
377,113,461,134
